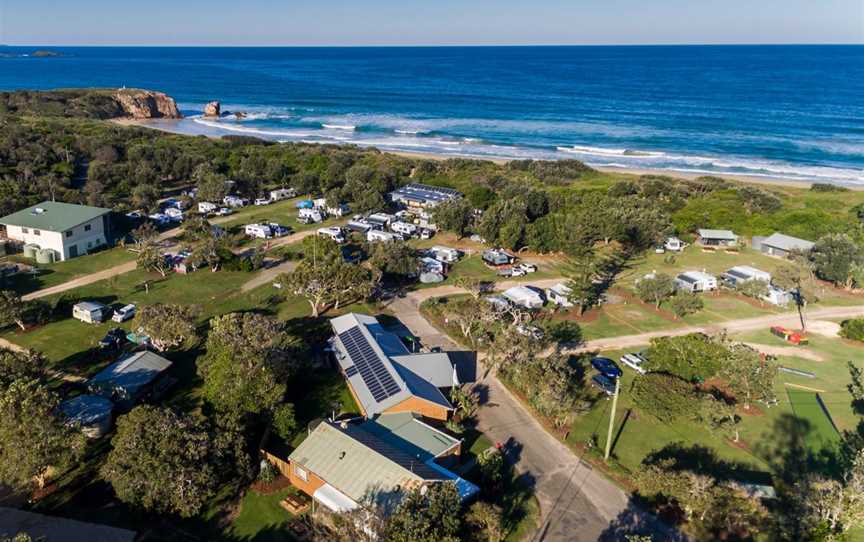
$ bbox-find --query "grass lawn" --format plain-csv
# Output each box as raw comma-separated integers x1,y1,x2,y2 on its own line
214,197,345,234
226,488,300,542
786,389,841,452
2,245,136,295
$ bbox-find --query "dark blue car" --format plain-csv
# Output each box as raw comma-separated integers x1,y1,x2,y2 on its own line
591,374,617,396
591,357,623,379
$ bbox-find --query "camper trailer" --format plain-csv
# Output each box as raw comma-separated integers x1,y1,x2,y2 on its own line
430,246,461,263
674,271,718,293
318,226,346,243
73,301,109,324
297,209,324,224
664,237,686,252
270,188,296,201
223,195,248,208
198,201,217,214
546,283,574,307
482,249,516,267
245,223,274,239
390,221,418,237
367,230,400,243
367,213,395,229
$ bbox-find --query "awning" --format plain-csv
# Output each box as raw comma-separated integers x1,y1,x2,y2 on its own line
313,483,358,513
424,460,480,502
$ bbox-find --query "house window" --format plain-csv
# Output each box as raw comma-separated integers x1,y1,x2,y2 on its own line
33,229,40,236
293,464,308,482
66,231,73,238
21,228,28,234
84,224,91,232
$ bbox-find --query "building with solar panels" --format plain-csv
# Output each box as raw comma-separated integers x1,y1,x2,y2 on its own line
389,183,462,211
329,313,463,421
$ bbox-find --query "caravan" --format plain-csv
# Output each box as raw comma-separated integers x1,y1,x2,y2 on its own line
367,230,400,243
270,188,296,201
429,246,461,263
390,221,418,237
318,226,346,244
198,201,217,214
298,208,324,224
674,271,718,293
721,266,771,288
245,223,273,239
546,283,573,307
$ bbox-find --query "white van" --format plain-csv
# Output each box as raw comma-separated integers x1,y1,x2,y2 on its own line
112,304,137,323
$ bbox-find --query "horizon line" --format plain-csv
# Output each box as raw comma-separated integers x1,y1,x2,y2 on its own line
2,42,862,48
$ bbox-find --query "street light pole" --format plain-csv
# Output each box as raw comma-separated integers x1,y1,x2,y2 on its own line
604,376,621,462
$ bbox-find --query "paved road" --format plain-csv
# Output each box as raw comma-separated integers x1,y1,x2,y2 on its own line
387,285,668,542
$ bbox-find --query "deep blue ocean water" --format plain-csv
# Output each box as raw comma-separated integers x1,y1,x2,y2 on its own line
1,45,863,183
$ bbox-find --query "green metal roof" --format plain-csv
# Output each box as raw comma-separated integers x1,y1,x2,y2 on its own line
363,413,460,461
288,421,443,503
0,201,110,232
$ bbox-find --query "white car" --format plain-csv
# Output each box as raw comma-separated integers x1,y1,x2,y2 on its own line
112,304,136,323
515,324,545,340
510,267,527,277
518,263,538,274
213,207,233,216
254,198,271,206
620,353,647,374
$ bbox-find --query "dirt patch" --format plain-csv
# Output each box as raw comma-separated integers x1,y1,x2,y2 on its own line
552,306,601,324
609,287,679,323
251,474,293,495
744,343,825,362
806,320,841,338
715,291,771,310
739,404,765,417
727,438,752,451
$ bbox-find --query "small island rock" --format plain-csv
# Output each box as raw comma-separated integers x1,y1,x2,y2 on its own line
204,101,221,117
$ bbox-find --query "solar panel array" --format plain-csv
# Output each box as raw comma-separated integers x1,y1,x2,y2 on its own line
345,365,358,377
339,327,402,403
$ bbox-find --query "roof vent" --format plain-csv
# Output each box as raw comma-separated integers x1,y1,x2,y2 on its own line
32,207,46,215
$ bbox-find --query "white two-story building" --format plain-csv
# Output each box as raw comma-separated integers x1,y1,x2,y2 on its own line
0,201,112,261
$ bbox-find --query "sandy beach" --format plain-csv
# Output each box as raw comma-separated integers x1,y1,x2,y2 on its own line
113,117,841,191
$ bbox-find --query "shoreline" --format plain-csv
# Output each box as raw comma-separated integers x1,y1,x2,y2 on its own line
112,117,847,192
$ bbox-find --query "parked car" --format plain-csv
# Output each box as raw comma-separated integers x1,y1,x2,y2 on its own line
517,263,538,274
213,207,233,216
112,304,136,323
591,374,617,396
254,197,271,206
98,327,127,350
591,357,623,379
620,353,647,374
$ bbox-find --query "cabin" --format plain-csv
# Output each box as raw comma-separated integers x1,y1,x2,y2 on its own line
367,230,400,243
329,313,461,421
546,283,573,307
752,232,815,258
429,246,461,263
72,301,109,324
674,271,718,293
389,183,463,210
721,265,771,287
269,417,477,514
482,248,516,267
87,351,173,411
697,229,739,248
502,285,545,309
58,394,114,439
0,201,112,262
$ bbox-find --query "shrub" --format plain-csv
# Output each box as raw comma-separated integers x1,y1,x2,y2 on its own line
840,318,864,342
810,183,849,192
632,373,701,423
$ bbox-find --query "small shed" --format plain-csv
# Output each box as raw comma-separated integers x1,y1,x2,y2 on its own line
58,394,114,438
502,285,545,309
697,229,739,247
754,232,815,258
88,351,172,410
72,301,108,324
546,283,574,307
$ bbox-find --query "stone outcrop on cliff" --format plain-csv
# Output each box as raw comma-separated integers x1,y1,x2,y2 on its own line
204,101,221,117
113,90,182,119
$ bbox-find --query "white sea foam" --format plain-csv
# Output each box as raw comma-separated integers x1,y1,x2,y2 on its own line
321,123,356,131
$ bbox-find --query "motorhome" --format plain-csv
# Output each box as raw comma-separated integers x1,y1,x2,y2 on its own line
223,195,248,208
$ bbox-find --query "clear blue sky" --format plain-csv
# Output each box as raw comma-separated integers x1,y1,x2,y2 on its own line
2,0,862,46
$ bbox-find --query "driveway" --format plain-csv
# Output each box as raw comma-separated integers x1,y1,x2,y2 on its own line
386,287,675,541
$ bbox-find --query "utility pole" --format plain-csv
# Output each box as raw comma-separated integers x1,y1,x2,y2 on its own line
604,377,621,462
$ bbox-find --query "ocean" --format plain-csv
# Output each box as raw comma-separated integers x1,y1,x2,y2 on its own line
1,45,863,184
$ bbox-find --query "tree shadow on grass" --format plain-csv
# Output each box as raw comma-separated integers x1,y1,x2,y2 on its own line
599,495,689,542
